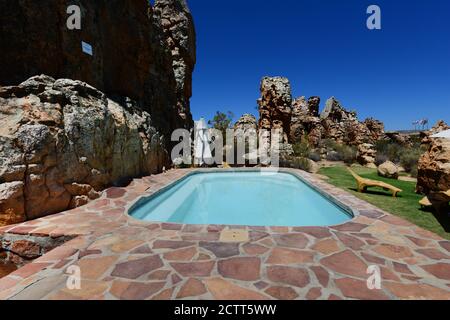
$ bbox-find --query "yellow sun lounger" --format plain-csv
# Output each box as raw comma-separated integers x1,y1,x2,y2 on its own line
222,162,231,169
347,168,403,198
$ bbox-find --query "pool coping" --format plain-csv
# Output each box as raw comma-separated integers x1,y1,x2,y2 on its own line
0,168,449,300
125,168,359,229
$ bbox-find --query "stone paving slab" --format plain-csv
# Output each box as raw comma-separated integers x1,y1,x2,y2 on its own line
0,168,450,300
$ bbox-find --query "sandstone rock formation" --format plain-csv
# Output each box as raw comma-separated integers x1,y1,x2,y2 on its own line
0,0,196,225
257,77,293,163
318,98,384,147
0,0,195,131
0,76,171,225
234,114,258,137
378,161,399,179
363,118,386,142
153,0,196,127
290,97,323,146
258,77,292,143
256,77,385,151
417,121,450,194
357,143,377,168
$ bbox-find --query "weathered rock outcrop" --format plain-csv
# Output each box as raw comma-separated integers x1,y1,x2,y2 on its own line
318,97,384,147
290,97,322,146
257,77,293,163
234,114,257,137
255,77,385,167
357,143,377,168
417,121,450,194
257,77,385,149
153,0,196,127
385,132,413,147
0,0,194,131
258,77,292,143
0,0,196,225
0,76,170,225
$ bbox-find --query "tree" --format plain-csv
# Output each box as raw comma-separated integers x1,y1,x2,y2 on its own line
208,111,234,137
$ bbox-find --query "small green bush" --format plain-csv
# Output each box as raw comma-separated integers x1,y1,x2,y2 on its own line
293,140,311,158
375,140,402,163
280,156,311,172
325,144,357,164
336,145,357,164
400,149,422,174
322,139,338,150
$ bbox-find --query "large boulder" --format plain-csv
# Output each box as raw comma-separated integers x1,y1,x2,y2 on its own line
378,161,399,179
417,121,450,194
0,76,171,225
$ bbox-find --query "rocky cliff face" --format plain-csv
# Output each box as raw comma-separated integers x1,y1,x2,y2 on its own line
153,0,196,128
0,0,196,225
257,77,293,162
0,0,194,132
258,77,292,144
256,77,385,149
417,121,450,194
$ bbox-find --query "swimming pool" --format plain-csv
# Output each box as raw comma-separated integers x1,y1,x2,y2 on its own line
129,171,354,227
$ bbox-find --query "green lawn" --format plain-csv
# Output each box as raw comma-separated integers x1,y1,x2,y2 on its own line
319,165,450,240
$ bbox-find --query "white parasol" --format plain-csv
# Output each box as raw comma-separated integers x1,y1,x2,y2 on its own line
194,118,213,166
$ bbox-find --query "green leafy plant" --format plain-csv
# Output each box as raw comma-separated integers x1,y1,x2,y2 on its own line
208,111,234,137
293,141,310,158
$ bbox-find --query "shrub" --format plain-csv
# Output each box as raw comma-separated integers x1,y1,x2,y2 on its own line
400,149,422,173
293,140,311,158
320,139,357,164
336,145,357,164
375,140,402,163
292,157,312,172
322,139,338,150
280,156,311,172
326,145,357,164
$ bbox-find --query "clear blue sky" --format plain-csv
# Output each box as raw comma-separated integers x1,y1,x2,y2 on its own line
188,0,450,131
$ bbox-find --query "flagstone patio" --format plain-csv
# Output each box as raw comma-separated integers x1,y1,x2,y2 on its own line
0,168,449,300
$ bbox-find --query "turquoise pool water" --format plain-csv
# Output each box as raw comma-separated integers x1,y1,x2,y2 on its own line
130,172,353,227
